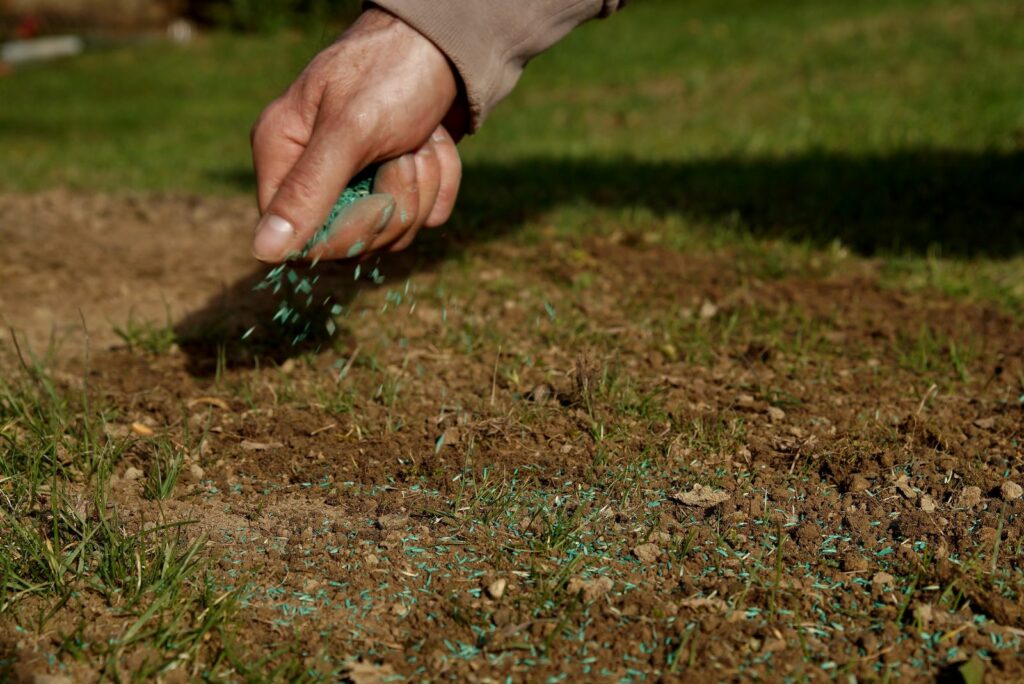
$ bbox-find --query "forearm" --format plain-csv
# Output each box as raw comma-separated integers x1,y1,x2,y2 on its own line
368,0,625,130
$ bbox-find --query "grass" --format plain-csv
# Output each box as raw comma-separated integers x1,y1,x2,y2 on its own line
113,310,177,356
0,347,237,679
3,0,1024,680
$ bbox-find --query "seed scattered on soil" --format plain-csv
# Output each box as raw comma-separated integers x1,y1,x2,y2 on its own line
1000,480,1023,501
671,483,730,508
956,485,983,509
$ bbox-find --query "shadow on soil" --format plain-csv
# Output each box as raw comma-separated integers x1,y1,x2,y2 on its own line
177,148,1024,374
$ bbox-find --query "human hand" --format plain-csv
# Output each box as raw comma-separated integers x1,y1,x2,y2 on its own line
250,8,465,263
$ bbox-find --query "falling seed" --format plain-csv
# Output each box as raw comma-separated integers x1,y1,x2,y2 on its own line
544,301,557,321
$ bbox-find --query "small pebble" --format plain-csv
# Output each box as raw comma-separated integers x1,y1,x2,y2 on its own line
766,406,786,422
124,466,143,481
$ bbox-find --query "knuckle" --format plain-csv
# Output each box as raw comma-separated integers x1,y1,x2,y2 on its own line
282,171,320,208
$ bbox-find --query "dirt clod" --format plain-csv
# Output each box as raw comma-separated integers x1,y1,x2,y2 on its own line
872,572,895,587
1000,480,1023,501
973,417,996,430
566,576,614,602
632,543,661,564
846,474,871,493
894,474,916,500
956,486,983,509
842,555,869,573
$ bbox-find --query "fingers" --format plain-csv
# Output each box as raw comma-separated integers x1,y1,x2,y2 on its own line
425,126,461,228
251,101,307,214
384,140,441,252
255,123,461,263
305,152,416,261
305,193,396,261
251,124,364,263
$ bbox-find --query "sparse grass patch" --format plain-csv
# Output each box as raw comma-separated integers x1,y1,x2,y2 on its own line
113,311,177,356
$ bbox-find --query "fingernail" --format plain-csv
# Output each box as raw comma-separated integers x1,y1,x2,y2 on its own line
431,129,447,143
398,154,417,188
252,214,294,261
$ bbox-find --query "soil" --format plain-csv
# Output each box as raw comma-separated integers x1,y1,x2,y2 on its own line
1,191,1023,682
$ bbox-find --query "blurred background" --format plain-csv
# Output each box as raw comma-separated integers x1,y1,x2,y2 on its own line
0,0,360,34
1,0,1022,259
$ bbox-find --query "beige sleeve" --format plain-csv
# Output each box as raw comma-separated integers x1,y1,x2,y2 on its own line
369,0,625,130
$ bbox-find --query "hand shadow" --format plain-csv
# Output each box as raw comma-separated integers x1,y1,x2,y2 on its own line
177,147,1024,375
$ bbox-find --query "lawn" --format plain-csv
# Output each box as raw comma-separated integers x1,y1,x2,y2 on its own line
1,0,1023,681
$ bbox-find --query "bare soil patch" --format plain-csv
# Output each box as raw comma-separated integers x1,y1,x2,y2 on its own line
2,192,1023,681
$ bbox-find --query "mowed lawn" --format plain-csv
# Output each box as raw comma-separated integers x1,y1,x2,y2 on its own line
2,0,1024,681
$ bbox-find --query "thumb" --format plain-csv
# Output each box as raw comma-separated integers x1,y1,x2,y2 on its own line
251,128,365,263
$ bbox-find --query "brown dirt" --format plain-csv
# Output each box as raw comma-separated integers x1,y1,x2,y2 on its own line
2,191,1023,682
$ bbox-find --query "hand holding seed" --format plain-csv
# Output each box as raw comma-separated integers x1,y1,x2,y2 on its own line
250,8,465,263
